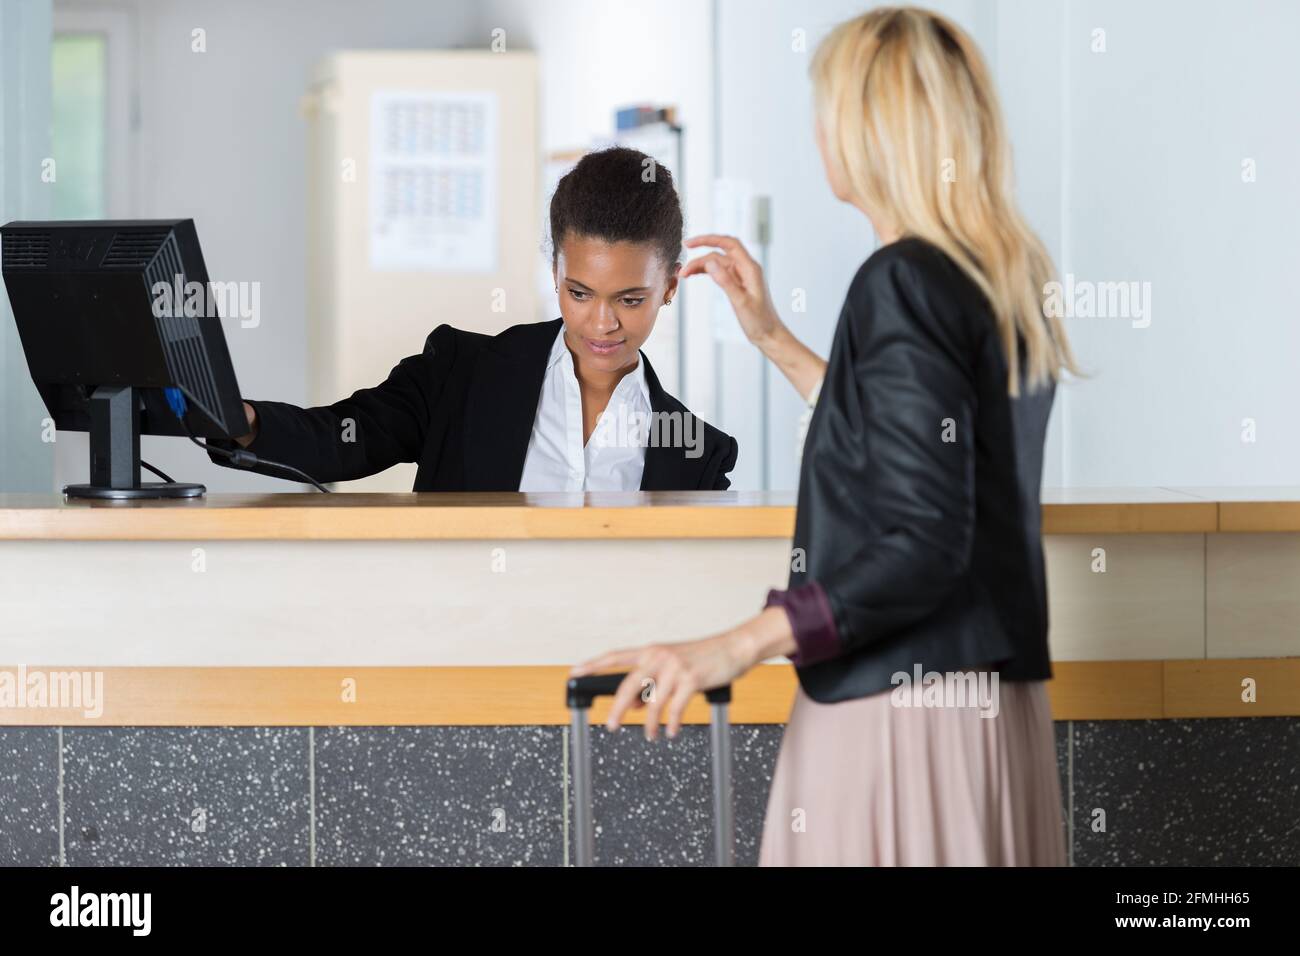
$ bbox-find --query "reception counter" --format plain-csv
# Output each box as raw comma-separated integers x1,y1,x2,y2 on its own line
0,487,1297,724
1,488,1298,867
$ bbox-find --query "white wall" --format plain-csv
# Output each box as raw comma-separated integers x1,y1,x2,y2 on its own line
715,0,1300,490
1043,0,1300,486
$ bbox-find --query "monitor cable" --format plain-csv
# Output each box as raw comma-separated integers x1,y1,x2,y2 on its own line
141,460,177,483
165,388,331,493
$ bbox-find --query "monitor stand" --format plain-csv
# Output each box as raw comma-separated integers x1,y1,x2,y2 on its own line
63,385,206,500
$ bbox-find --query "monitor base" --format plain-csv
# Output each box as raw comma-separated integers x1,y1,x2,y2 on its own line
63,482,206,500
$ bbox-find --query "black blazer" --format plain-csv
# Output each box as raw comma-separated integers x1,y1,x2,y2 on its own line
213,318,738,491
791,238,1055,704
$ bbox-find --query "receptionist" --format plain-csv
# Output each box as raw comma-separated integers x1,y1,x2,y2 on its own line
211,146,737,492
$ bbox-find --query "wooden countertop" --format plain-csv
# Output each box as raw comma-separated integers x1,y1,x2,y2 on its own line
3,659,1298,725
0,487,1297,540
0,491,797,540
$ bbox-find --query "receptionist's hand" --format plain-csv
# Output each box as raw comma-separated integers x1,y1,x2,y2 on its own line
570,606,796,741
235,401,259,448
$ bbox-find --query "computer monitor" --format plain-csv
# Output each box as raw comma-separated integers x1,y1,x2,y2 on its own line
1,219,248,499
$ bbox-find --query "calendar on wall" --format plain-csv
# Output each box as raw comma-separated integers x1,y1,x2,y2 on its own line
369,90,500,273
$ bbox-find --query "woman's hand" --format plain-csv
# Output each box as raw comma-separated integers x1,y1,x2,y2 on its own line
236,401,259,448
570,631,756,741
681,234,828,402
570,607,797,740
681,234,782,346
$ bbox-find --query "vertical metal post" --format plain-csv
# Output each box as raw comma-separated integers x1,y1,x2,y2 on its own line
755,196,772,492
570,706,594,867
709,700,734,867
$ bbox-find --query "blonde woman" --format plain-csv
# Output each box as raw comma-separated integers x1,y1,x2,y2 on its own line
572,6,1077,865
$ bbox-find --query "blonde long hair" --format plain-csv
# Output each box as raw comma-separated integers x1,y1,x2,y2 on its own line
811,6,1078,394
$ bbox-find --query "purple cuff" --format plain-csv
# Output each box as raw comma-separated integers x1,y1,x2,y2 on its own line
764,581,841,667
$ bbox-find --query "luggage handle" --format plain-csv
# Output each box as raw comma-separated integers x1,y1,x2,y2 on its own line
566,673,732,709
565,672,734,867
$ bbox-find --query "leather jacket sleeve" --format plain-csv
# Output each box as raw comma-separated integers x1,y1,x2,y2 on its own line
816,252,982,657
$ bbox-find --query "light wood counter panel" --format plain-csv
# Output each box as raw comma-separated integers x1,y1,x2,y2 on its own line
1,659,1293,726
12,486,1300,540
1044,534,1205,661
1218,502,1300,532
1047,661,1165,720
0,492,799,541
0,538,791,667
1163,658,1300,717
3,489,1298,683
1206,534,1300,658
1171,487,1300,532
1039,502,1216,534
0,534,1227,667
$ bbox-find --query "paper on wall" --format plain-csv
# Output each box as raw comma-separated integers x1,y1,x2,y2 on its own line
369,90,499,273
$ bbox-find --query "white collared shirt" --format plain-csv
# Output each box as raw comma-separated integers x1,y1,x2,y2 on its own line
518,327,653,492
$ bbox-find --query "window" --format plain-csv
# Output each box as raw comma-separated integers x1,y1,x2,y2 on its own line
52,5,134,218
51,32,107,218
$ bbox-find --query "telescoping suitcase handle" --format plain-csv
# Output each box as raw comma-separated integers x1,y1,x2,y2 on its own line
566,674,734,867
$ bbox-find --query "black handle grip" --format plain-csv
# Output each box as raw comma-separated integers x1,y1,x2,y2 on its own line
566,672,732,710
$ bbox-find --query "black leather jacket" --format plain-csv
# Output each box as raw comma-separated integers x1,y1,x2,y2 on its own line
791,237,1055,704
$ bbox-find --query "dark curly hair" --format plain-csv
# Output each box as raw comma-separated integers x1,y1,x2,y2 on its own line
548,146,683,269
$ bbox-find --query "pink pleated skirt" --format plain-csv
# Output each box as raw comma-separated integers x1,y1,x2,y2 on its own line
759,678,1066,866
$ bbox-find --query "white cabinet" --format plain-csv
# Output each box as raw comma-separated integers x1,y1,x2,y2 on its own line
303,51,538,491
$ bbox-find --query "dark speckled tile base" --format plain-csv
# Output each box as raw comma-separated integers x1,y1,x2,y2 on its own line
732,725,785,864
63,728,309,866
0,728,60,866
6,718,1295,867
570,724,783,867
1055,721,1071,853
315,726,563,866
1072,718,1300,866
